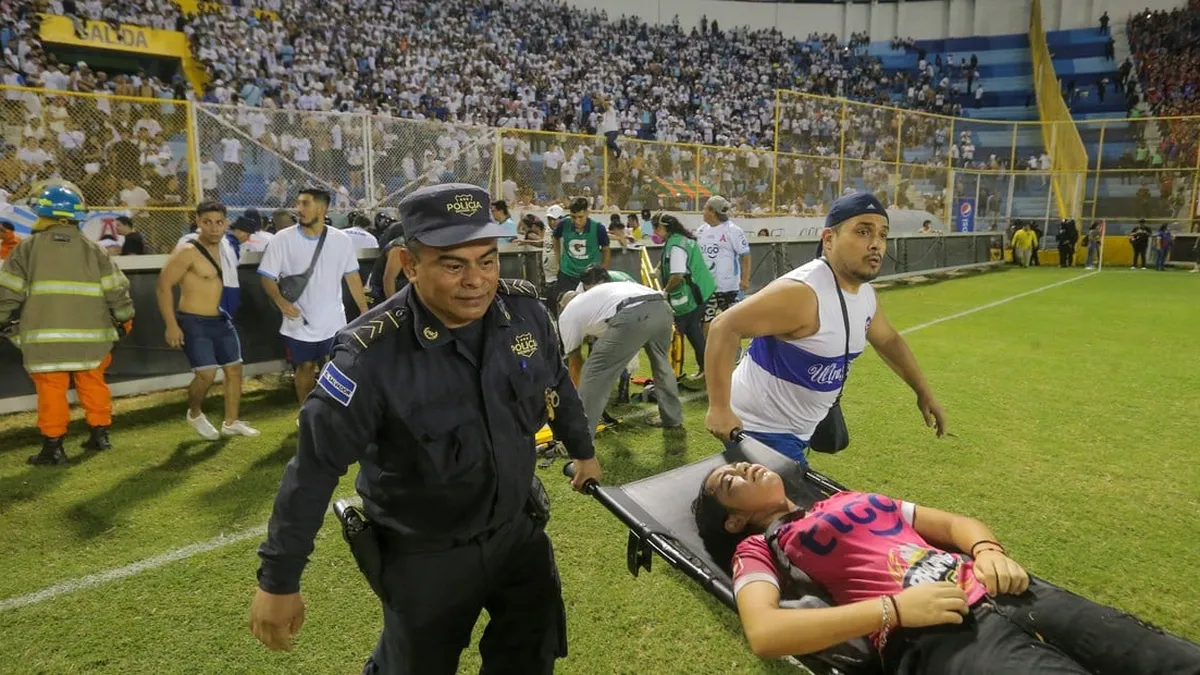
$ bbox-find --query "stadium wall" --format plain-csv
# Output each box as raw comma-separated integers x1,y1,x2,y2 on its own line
560,0,1187,41
0,234,1001,412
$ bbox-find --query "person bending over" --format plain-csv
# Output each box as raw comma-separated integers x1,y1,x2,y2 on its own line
694,462,1200,674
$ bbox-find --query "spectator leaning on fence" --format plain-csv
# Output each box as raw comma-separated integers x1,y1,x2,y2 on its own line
552,198,611,312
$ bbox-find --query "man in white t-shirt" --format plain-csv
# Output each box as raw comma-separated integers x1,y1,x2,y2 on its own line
696,196,752,338
340,211,380,250
558,280,682,435
258,188,368,408
220,136,243,195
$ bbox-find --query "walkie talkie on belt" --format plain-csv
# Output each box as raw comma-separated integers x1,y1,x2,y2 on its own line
334,500,387,603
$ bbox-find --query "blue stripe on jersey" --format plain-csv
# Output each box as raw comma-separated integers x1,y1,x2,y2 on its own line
747,336,862,393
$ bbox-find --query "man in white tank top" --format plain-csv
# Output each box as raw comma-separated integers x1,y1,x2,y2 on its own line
703,192,947,466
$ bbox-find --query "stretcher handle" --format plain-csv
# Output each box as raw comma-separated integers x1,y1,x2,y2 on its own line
729,427,745,443
561,461,600,495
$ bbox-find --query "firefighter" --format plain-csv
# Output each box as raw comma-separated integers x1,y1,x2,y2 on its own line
0,184,135,466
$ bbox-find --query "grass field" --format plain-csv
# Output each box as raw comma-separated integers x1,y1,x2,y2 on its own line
1,266,1197,675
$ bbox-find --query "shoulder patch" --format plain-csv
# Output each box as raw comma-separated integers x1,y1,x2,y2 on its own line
349,307,408,350
497,278,539,299
317,361,357,406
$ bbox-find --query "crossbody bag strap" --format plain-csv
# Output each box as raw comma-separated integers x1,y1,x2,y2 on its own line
190,239,221,275
300,225,329,280
821,258,851,404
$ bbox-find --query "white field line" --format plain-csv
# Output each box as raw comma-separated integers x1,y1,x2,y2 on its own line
0,498,359,613
0,272,1097,613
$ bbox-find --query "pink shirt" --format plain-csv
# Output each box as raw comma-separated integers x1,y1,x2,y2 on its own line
732,491,987,643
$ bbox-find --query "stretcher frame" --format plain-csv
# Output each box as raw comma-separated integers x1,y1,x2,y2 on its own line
560,437,1200,675
564,436,875,675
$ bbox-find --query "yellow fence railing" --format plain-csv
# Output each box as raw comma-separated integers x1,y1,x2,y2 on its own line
1029,0,1089,222
1,83,1198,253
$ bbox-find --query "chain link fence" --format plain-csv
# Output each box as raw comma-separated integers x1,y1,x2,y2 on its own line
2,85,1198,252
1,84,195,252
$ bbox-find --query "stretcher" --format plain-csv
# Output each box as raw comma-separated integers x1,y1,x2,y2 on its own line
561,436,1200,675
564,436,870,674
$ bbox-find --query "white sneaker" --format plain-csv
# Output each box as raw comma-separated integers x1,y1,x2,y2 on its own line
187,411,220,440
221,420,261,437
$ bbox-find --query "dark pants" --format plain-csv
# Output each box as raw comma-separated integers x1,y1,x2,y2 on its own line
363,513,567,675
673,303,706,373
1058,243,1074,267
1133,245,1147,268
890,579,1200,675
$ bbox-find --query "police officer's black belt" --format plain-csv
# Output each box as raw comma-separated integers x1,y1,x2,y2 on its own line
376,523,503,554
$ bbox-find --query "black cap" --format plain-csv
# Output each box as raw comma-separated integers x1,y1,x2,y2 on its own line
231,216,258,234
399,183,510,247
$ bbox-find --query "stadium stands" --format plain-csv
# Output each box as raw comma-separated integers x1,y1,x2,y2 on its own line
0,0,1195,249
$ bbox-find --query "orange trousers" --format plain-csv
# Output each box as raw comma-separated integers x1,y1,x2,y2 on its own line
29,353,113,438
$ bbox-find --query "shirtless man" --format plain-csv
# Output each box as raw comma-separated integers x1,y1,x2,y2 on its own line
156,201,259,440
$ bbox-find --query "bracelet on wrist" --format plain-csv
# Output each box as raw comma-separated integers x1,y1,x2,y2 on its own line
879,596,892,649
970,539,1005,558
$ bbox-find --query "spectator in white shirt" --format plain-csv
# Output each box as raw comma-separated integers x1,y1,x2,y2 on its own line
558,280,683,434
258,187,368,411
220,136,243,195
230,215,275,253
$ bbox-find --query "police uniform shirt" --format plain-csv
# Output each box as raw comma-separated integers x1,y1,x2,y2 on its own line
256,279,595,594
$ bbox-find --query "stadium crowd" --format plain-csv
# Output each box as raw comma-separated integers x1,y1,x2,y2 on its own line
1126,0,1200,164
0,0,1186,236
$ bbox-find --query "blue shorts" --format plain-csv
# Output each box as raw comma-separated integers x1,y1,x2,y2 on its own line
726,430,810,467
284,336,334,366
178,312,242,371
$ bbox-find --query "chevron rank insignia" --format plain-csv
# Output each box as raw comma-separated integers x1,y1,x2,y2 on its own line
498,278,539,298
351,308,404,349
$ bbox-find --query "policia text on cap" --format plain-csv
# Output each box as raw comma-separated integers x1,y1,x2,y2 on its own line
248,183,603,674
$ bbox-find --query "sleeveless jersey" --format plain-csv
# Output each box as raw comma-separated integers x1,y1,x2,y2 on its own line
730,258,877,439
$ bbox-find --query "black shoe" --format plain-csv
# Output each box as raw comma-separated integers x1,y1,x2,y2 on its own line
81,426,111,452
28,436,68,466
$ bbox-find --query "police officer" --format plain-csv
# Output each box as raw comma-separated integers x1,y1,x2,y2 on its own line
249,182,602,674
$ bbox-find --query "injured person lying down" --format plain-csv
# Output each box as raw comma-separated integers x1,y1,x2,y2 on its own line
693,462,1200,675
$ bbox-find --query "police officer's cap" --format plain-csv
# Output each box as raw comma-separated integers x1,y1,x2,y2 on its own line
399,183,511,248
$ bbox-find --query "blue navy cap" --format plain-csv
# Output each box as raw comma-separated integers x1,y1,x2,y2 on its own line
825,192,889,229
398,183,509,247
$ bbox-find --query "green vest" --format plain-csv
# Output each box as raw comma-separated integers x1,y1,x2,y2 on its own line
660,233,716,316
559,219,604,278
608,270,636,283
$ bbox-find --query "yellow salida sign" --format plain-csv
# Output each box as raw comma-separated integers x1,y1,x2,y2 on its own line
38,15,209,92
